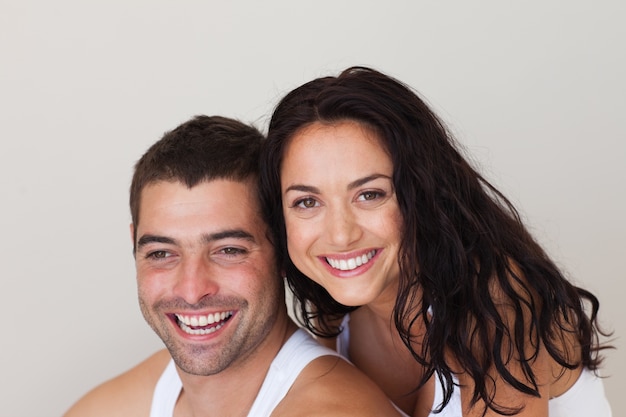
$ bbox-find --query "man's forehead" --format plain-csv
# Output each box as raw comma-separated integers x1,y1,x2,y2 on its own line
140,178,256,204
137,178,264,231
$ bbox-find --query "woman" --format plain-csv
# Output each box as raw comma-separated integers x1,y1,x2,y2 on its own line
260,67,612,416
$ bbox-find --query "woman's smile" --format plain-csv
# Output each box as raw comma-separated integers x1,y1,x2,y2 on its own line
323,249,378,272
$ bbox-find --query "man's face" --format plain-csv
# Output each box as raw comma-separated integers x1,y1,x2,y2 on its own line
133,178,283,376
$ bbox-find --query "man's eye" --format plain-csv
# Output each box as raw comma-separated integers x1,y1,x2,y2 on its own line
147,250,169,259
220,247,246,256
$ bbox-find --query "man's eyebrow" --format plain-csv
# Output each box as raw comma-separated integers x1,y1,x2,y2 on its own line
136,235,177,250
203,229,255,243
137,230,255,249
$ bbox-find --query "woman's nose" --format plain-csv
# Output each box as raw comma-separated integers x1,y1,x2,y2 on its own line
324,205,362,247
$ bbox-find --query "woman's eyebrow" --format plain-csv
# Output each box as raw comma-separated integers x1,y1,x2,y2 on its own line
347,173,391,190
284,184,320,194
285,174,391,194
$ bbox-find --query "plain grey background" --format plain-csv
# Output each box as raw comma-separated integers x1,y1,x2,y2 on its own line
1,1,623,416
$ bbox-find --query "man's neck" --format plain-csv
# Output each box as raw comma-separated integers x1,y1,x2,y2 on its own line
174,316,298,417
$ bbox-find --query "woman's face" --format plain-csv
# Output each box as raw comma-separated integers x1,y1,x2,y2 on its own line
280,120,403,307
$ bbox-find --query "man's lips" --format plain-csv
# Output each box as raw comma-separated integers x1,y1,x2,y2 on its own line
172,311,234,336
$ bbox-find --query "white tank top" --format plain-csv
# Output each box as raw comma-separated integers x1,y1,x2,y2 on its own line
336,314,612,417
150,328,340,417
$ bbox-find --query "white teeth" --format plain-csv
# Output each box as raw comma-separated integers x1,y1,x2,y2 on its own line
175,311,233,335
326,250,376,271
178,320,225,336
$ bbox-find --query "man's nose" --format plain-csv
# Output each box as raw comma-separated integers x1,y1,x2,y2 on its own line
172,256,219,305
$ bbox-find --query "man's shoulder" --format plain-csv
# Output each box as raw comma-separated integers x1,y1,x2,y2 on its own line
275,354,402,417
62,349,171,417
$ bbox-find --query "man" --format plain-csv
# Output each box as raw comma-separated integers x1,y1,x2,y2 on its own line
63,115,400,417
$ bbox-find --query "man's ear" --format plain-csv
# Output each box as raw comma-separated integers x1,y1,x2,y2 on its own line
130,223,136,256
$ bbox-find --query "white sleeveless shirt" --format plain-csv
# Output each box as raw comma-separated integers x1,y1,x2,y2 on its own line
150,328,340,417
336,314,612,417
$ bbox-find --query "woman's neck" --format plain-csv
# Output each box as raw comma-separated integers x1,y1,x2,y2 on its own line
364,276,419,322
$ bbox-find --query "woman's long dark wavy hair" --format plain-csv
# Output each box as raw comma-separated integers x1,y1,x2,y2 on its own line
259,66,610,415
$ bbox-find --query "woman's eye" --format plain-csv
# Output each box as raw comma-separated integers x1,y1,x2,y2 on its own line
358,191,383,201
294,197,319,209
